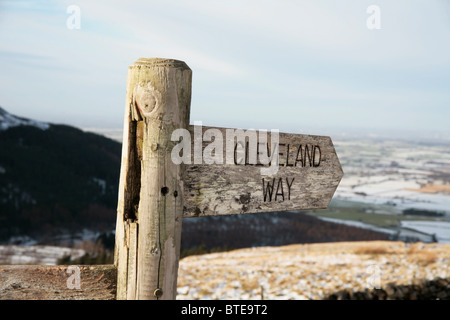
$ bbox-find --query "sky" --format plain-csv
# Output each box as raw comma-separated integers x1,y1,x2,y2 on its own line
0,0,449,140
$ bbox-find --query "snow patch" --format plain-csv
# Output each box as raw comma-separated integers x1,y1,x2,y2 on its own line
0,245,85,265
401,220,450,244
0,107,49,131
92,177,106,194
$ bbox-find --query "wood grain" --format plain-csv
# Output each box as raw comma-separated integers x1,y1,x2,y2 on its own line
115,58,192,300
182,125,343,217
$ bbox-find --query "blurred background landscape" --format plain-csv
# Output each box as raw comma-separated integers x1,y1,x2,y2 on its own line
1,107,449,263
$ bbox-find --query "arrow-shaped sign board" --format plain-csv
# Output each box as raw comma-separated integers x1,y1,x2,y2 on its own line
176,125,343,218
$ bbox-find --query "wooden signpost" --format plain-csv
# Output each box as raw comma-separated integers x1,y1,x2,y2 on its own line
183,125,343,217
0,58,343,300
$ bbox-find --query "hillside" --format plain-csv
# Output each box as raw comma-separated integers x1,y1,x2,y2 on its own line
177,240,450,300
180,211,391,257
0,107,121,243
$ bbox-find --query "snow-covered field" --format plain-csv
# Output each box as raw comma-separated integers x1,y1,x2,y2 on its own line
400,221,450,244
334,139,450,213
329,139,450,241
177,241,450,300
0,229,102,265
335,176,450,214
0,245,85,265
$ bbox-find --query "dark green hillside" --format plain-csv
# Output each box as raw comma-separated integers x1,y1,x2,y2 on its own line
0,123,122,242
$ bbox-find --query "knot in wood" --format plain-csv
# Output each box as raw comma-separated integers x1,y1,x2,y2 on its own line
150,246,160,255
133,82,161,118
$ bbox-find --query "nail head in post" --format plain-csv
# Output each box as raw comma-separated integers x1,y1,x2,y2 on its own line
154,288,163,298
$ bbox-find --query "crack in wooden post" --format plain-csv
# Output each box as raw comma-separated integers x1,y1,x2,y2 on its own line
115,58,192,300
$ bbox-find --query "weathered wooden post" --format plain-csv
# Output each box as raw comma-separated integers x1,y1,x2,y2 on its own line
114,58,192,300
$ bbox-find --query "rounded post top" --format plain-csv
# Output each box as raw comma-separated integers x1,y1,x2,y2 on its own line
132,57,190,70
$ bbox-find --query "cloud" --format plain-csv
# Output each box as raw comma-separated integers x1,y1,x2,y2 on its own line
0,0,449,136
